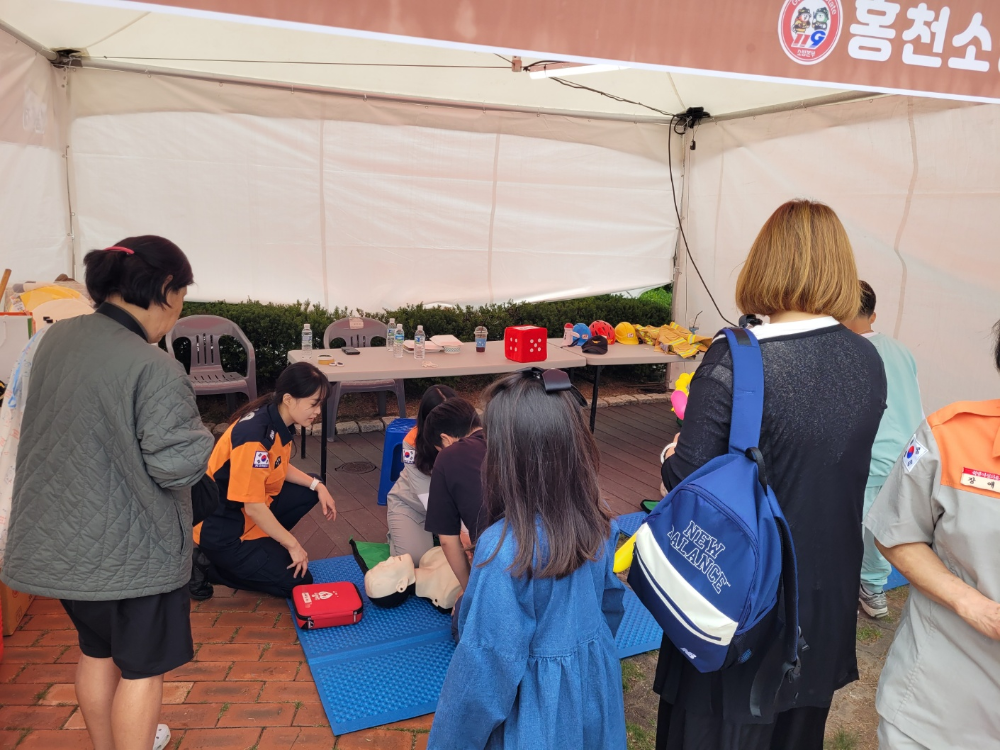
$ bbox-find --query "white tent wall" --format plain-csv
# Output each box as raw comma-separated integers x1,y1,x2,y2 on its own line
67,68,679,310
675,95,1000,414
0,28,72,282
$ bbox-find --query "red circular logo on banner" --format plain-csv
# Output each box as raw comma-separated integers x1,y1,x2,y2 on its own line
778,0,843,65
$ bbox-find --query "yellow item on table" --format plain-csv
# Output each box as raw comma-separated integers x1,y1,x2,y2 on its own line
17,285,82,312
613,532,637,573
634,325,663,346
658,322,712,359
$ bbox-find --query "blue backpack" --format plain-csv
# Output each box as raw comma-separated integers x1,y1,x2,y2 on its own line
628,327,802,716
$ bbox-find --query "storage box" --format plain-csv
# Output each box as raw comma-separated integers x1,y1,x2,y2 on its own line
504,326,548,363
0,579,34,636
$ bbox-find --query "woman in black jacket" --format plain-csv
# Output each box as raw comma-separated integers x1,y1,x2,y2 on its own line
655,201,887,750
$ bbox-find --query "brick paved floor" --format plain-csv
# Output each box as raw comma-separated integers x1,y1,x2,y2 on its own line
0,403,679,749
0,589,431,749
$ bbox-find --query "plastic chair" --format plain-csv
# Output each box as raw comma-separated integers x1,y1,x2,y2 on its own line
378,418,417,506
323,317,407,441
166,315,257,414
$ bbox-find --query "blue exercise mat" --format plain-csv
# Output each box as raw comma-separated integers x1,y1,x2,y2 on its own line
288,554,662,735
616,511,648,537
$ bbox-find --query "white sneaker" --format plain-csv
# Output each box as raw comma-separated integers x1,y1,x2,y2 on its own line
859,584,888,618
153,724,171,750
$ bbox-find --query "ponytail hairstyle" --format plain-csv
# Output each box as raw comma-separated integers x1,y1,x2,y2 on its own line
230,362,330,424
83,235,194,308
413,385,457,475
479,371,610,580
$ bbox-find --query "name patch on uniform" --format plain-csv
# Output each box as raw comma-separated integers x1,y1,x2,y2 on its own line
902,437,927,473
961,468,1000,494
253,451,270,469
402,448,416,465
274,456,282,469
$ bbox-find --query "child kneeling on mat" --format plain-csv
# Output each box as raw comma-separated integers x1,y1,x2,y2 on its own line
427,369,627,750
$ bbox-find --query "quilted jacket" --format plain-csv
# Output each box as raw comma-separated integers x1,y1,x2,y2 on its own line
1,305,214,600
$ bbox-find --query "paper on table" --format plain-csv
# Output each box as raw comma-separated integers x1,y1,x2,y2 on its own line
418,493,429,510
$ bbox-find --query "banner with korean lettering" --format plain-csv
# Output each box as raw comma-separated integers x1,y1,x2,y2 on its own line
123,0,1000,104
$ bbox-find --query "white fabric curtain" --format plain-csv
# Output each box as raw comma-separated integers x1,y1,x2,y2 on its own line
0,30,71,282
676,95,1000,413
68,69,679,310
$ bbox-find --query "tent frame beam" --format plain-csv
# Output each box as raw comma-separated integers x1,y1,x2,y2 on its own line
0,18,59,61
68,57,678,124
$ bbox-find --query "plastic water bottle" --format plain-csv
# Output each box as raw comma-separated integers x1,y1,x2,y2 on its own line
414,325,426,360
475,326,487,353
563,323,574,346
386,318,396,352
394,323,404,359
301,323,313,353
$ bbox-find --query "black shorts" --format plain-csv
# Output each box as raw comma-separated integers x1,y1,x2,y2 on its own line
61,586,194,680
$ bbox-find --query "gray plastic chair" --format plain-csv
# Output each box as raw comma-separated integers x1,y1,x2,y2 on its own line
323,317,407,441
166,315,257,414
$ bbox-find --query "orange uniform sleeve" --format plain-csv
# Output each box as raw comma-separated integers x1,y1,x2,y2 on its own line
226,442,272,503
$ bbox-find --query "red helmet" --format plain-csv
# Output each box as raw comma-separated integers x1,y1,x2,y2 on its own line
590,320,616,344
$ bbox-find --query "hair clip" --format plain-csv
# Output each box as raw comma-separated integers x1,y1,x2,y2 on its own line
105,245,135,255
521,367,587,407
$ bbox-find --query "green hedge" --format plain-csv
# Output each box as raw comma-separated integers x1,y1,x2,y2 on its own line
177,293,672,387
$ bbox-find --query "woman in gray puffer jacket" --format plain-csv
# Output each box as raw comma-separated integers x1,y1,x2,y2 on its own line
2,236,214,750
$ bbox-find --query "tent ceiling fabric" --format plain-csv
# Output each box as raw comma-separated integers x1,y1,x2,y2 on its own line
0,0,849,119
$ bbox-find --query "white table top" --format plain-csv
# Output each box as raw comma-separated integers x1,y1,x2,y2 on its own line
288,339,587,382
547,339,700,367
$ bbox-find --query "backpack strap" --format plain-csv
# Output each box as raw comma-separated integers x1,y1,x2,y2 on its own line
749,509,802,718
721,328,764,454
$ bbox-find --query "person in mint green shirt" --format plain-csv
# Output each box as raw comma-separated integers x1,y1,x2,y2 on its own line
844,281,923,618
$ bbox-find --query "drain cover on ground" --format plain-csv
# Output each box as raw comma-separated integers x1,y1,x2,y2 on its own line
336,461,377,474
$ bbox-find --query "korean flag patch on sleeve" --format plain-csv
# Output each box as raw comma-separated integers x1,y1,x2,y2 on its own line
402,448,416,465
902,436,927,473
253,450,270,469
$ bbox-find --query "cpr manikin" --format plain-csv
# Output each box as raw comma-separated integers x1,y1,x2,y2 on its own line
363,548,461,612
364,554,416,608
414,547,462,612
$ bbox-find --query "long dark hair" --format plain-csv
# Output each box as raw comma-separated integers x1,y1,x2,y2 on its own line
83,235,194,307
480,372,610,579
414,385,457,475
230,362,330,424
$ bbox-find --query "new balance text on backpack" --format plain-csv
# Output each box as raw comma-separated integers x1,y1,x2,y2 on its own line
628,328,801,715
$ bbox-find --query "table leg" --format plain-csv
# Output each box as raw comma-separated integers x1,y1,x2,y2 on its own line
300,427,306,460
590,365,603,433
320,399,328,483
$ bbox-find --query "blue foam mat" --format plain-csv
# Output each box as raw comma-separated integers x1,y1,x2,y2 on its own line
289,554,661,735
615,511,648,537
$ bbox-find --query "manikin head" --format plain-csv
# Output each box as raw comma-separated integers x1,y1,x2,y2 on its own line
364,554,416,608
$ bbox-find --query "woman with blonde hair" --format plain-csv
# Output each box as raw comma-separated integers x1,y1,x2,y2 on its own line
653,200,887,749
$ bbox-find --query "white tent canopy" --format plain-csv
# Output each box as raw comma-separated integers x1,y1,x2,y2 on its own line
0,0,997,412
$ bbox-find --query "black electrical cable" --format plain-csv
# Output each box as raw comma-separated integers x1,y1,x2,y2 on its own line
549,76,675,118
668,114,736,327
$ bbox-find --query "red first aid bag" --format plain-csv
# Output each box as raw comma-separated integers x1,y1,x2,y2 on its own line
291,582,364,630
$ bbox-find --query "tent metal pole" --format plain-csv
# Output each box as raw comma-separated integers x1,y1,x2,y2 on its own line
0,20,59,61
70,57,677,125
711,91,887,123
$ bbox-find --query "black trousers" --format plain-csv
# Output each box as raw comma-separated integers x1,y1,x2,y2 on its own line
656,701,830,750
202,480,318,598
